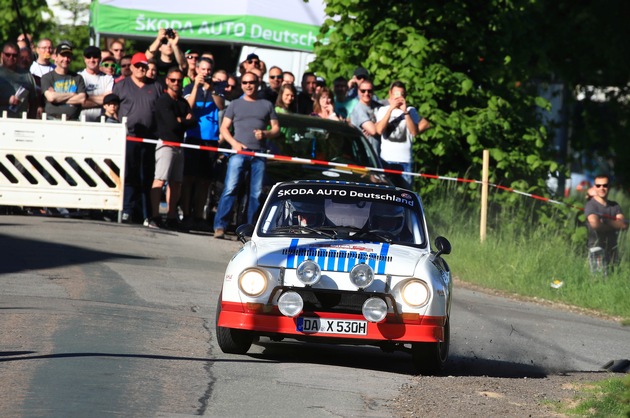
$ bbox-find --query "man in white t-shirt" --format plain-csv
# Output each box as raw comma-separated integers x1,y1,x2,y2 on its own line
375,80,430,188
29,38,55,79
79,46,114,122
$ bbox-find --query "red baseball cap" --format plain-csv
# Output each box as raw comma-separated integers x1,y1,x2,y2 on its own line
130,52,148,66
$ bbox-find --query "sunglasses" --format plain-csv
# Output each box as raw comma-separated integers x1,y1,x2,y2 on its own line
186,55,199,60
168,78,182,83
247,60,260,67
359,89,373,94
2,52,18,58
121,64,131,68
85,55,100,59
595,183,609,188
101,62,116,68
132,64,147,69
241,80,257,85
226,84,235,89
269,75,282,79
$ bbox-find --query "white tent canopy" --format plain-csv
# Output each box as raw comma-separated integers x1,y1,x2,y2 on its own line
89,0,328,52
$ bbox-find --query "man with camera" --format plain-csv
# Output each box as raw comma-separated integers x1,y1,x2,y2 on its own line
180,57,226,230
145,28,185,78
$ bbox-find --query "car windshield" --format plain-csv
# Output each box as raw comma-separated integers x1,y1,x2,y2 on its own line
257,183,426,246
268,114,380,168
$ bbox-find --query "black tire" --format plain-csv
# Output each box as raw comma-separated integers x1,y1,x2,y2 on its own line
411,319,450,375
215,297,253,354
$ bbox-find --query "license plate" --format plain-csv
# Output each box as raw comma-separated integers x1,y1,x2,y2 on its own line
297,317,368,335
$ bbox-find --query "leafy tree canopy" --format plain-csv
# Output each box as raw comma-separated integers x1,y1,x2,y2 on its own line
309,0,630,193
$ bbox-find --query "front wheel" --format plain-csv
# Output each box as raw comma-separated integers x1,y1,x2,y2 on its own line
411,319,450,375
215,297,253,354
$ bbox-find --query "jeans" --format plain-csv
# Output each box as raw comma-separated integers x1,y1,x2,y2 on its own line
213,154,265,230
382,160,414,189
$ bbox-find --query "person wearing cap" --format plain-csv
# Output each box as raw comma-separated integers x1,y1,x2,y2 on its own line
182,49,200,88
79,45,114,122
113,51,164,223
0,41,38,118
102,93,120,123
347,67,372,99
99,55,117,77
40,43,87,121
145,28,185,77
240,53,261,75
297,72,317,115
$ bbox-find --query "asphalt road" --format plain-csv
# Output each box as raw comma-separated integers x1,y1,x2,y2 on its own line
0,215,628,417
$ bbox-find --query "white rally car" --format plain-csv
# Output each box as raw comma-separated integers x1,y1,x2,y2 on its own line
215,180,452,374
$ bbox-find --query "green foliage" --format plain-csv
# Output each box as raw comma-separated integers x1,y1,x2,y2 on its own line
0,0,53,44
424,184,630,319
310,0,556,201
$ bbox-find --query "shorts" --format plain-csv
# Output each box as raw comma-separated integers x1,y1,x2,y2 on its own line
154,142,184,182
183,137,218,179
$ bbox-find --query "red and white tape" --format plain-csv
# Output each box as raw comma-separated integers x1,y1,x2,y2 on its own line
127,136,588,213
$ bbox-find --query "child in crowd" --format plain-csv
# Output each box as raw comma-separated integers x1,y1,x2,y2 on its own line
102,93,120,123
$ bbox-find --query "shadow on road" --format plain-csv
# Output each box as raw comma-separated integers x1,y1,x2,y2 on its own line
249,339,551,378
0,229,149,275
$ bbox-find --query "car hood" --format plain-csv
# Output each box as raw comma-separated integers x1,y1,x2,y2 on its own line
254,237,427,276
265,161,390,185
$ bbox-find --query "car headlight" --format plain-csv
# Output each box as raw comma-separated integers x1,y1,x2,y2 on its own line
277,291,303,317
401,280,429,307
238,269,268,297
296,260,321,286
362,297,388,322
349,263,374,289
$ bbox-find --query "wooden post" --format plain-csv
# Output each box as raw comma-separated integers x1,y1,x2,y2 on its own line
480,149,489,243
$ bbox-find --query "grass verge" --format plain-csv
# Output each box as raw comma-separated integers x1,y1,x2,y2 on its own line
424,183,630,319
554,375,630,417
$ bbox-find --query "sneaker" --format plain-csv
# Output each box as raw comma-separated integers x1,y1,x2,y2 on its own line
121,212,131,223
214,228,225,239
146,217,162,229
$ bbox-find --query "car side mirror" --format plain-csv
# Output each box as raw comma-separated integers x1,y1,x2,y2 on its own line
236,224,254,244
434,236,451,257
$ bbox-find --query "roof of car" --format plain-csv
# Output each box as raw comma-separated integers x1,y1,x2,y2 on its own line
277,113,361,136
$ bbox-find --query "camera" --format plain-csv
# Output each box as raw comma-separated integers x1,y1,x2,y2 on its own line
203,75,213,84
213,80,227,96
161,28,175,44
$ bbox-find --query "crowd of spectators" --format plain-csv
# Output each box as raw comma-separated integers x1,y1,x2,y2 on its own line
1,30,431,233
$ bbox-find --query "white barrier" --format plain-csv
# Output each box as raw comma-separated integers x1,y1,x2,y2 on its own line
0,114,126,210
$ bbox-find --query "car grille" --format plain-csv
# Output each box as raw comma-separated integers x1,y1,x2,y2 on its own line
276,287,392,315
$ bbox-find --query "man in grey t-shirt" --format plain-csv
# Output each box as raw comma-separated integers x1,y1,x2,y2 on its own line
213,71,280,238
350,79,381,153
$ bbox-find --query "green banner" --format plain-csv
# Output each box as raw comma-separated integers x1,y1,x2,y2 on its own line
91,4,327,52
